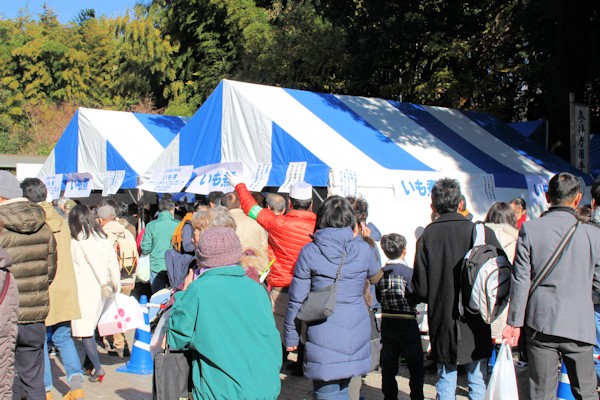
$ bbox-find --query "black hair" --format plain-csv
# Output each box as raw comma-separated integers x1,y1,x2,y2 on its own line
591,180,600,205
546,172,580,205
380,233,407,260
21,177,47,203
316,196,356,230
509,197,526,209
207,191,225,207
290,198,312,211
346,196,368,224
159,196,176,211
69,204,107,240
484,202,517,228
431,178,461,214
575,206,592,223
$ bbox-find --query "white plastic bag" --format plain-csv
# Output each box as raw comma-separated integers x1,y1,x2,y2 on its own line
485,342,519,400
97,293,144,337
136,254,150,283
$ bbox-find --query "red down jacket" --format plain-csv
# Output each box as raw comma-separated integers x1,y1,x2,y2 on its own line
236,184,316,288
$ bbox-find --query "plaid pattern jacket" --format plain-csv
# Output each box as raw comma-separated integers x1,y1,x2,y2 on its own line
376,260,416,316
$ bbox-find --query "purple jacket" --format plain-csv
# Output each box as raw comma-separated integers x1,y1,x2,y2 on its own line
284,227,380,381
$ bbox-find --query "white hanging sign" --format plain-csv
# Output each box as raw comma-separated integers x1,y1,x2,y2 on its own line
102,170,126,196
63,173,93,198
43,174,63,200
278,162,307,193
138,166,193,193
247,163,272,192
481,175,497,202
186,162,243,195
329,168,358,197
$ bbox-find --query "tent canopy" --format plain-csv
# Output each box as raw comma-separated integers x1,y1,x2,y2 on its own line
150,80,591,188
148,80,595,259
38,108,188,190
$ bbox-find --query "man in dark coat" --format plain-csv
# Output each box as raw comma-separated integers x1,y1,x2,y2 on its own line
412,178,501,399
0,171,56,399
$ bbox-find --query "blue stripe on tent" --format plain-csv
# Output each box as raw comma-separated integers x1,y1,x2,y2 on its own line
283,89,434,171
106,141,138,189
179,82,223,167
133,113,187,148
463,110,594,185
269,122,330,186
390,102,527,188
54,110,79,175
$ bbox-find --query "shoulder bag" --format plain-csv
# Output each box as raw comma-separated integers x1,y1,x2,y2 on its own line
297,252,346,323
76,240,116,299
529,221,580,297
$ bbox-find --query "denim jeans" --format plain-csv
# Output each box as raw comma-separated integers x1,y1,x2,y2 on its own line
436,359,487,400
313,378,351,400
594,304,600,384
44,322,84,390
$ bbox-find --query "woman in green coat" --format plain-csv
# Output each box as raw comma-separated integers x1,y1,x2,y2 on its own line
168,226,282,400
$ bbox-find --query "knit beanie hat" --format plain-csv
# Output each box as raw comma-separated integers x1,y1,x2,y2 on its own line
0,171,22,200
197,226,242,268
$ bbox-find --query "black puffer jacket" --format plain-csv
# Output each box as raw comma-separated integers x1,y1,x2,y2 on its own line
0,198,57,324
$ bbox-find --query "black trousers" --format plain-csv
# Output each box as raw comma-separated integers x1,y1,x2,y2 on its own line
151,270,170,294
526,325,597,400
380,317,425,400
12,322,46,400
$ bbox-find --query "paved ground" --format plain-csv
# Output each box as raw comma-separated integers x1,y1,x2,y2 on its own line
48,331,532,399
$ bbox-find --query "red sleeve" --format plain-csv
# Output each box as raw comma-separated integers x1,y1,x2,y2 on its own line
235,183,277,230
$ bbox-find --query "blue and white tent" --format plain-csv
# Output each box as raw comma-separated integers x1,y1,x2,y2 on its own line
38,108,188,190
148,80,592,244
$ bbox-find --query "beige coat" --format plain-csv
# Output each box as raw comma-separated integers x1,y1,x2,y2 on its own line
230,208,269,272
485,222,518,341
70,234,121,337
41,202,81,326
485,223,518,262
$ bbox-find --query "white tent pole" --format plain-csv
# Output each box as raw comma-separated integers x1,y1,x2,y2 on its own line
312,188,324,202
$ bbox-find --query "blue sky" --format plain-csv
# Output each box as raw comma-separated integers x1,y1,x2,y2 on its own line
1,1,142,23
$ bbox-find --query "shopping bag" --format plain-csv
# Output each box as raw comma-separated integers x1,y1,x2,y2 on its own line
97,293,144,337
369,310,382,371
137,254,151,283
152,348,193,400
485,341,519,400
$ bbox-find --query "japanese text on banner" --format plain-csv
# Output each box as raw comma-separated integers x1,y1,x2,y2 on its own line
247,163,272,192
102,170,126,196
278,162,307,193
138,166,193,193
329,169,358,197
394,178,437,201
525,175,549,217
64,173,93,198
186,162,243,195
43,174,63,200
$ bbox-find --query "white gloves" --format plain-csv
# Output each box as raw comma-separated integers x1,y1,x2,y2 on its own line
225,171,243,188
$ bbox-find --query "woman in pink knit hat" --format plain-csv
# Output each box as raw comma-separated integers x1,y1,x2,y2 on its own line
167,226,282,399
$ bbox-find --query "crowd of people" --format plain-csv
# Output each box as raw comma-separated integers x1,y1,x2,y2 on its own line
0,168,599,400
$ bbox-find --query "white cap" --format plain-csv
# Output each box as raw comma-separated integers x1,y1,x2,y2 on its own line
289,181,313,200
